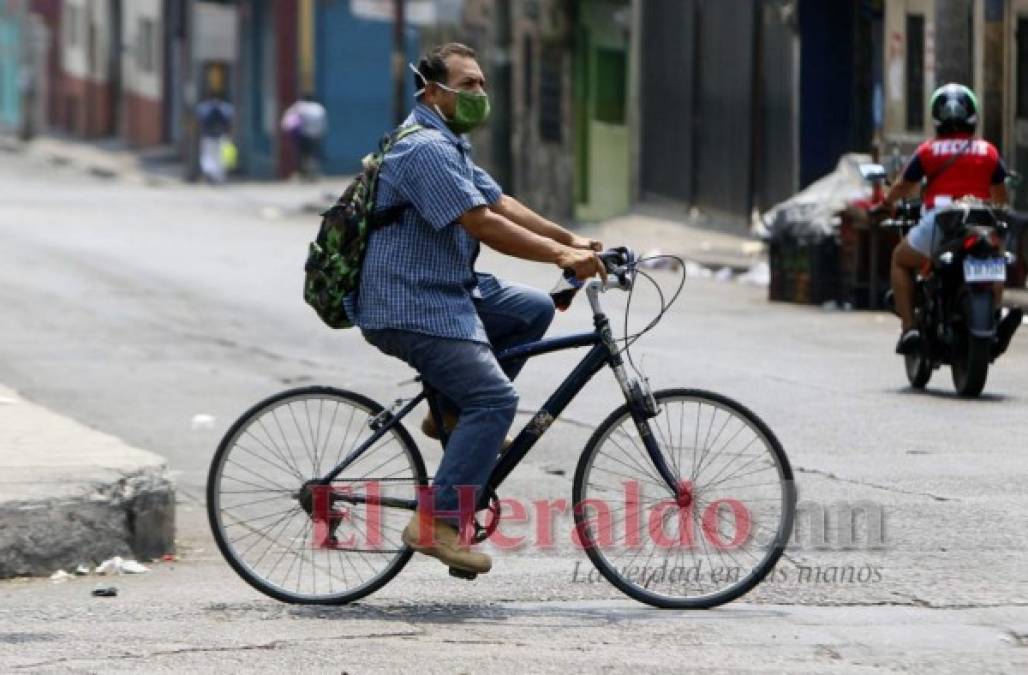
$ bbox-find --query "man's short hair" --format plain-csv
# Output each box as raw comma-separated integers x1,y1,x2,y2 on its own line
414,43,477,93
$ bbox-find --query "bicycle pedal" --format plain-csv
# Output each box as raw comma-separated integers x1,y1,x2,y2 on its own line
448,567,477,581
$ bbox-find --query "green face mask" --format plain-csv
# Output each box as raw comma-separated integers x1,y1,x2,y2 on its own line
434,82,491,134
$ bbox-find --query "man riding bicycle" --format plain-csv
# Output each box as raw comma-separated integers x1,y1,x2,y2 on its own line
348,43,605,575
879,83,1022,356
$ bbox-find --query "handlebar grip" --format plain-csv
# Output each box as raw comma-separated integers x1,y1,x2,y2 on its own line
599,246,634,272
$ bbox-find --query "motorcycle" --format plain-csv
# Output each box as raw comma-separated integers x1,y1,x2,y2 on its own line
861,163,1021,397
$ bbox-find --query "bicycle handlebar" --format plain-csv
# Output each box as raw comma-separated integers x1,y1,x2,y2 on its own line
597,246,636,290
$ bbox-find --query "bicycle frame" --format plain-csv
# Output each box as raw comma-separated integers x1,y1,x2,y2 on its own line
321,305,681,513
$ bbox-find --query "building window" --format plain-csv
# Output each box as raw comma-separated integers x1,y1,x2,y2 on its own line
539,43,563,143
137,18,157,73
905,14,925,131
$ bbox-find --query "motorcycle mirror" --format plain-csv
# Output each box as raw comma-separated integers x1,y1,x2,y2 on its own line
859,163,888,184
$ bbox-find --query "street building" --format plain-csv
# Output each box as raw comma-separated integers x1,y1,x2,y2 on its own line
120,0,163,147
56,0,117,138
312,0,420,175
235,0,295,178
26,0,61,137
457,0,880,227
2,0,1027,226
882,0,1028,209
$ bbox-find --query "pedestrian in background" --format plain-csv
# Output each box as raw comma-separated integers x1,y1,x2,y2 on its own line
281,93,328,180
196,93,235,184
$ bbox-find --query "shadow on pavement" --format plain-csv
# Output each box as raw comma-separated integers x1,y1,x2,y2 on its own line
279,600,786,627
892,387,1012,403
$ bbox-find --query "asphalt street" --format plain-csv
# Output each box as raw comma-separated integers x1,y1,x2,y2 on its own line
1,152,1026,672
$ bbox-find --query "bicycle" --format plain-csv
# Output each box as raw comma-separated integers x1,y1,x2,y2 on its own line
207,248,797,609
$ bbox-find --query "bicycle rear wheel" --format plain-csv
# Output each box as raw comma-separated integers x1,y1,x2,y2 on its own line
572,389,795,609
207,386,426,605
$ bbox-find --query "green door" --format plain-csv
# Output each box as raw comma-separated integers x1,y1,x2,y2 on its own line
575,1,631,222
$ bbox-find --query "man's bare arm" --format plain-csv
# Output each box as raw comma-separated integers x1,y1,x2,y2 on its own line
990,183,1009,206
459,206,603,279
882,180,920,208
489,195,601,250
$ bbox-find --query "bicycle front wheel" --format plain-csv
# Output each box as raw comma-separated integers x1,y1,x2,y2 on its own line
572,389,795,609
207,386,426,605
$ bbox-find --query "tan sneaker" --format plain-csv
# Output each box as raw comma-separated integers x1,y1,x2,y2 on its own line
421,412,513,451
401,513,492,575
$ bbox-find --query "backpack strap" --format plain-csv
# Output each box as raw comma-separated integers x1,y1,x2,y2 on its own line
369,124,425,228
378,123,424,153
394,123,424,142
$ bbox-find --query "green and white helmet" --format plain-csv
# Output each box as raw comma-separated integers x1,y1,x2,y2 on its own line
930,83,979,135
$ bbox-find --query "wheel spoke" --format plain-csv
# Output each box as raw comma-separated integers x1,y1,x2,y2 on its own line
575,392,794,608
210,391,424,605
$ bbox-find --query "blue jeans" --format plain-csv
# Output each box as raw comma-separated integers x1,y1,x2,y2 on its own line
362,280,554,525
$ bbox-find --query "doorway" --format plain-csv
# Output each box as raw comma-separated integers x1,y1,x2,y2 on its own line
574,0,631,222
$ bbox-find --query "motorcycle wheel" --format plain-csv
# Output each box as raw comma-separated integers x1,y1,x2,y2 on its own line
904,348,932,389
905,290,932,389
951,330,990,398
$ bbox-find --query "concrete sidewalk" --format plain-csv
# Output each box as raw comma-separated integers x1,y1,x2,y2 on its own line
0,133,184,186
578,209,765,274
0,385,175,578
0,132,340,192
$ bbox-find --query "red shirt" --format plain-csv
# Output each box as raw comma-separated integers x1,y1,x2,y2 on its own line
902,133,1007,208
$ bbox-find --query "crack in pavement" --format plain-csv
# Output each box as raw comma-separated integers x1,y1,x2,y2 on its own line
12,630,423,669
441,639,529,647
172,330,323,370
794,465,956,502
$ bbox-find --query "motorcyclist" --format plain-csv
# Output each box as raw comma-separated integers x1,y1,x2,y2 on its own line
878,83,1022,355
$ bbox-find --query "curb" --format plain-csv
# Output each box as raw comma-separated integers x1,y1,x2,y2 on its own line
0,467,176,579
0,388,176,578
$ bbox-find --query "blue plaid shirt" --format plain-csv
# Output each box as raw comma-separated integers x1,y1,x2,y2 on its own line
347,104,504,343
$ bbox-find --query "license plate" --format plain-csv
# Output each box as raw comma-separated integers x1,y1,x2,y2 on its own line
963,258,1007,283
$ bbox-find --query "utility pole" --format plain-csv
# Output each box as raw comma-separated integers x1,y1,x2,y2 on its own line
935,0,973,86
183,0,198,181
393,0,406,126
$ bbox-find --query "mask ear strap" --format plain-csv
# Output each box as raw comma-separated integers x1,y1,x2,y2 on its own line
409,63,427,98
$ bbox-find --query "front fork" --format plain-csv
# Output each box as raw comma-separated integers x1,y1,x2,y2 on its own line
600,318,687,504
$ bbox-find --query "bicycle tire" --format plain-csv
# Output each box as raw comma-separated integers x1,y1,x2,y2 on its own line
207,386,426,605
572,388,795,609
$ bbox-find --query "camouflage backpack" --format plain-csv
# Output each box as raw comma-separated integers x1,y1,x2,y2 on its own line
303,124,423,329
